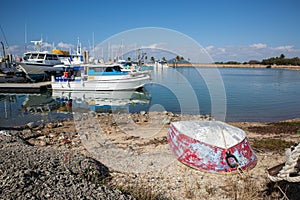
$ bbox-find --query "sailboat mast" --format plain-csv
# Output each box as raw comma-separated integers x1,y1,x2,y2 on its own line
24,23,27,51
92,32,95,60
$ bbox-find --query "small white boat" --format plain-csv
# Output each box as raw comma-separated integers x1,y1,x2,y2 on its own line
51,64,151,91
154,60,169,68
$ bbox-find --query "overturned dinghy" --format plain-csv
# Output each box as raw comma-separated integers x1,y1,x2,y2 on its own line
167,121,258,173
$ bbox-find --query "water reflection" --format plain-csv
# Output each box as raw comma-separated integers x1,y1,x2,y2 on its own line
52,89,151,114
0,92,65,127
0,89,151,127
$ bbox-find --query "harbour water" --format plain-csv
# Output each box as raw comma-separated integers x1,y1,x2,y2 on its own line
1,67,300,127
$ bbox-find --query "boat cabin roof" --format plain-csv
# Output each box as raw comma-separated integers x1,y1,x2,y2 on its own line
24,51,58,56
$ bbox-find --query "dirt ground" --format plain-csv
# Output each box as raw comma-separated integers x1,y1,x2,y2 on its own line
3,113,300,199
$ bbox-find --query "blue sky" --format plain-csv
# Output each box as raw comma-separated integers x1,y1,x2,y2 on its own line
1,0,299,62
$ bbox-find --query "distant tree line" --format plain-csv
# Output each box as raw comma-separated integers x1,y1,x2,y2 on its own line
261,54,300,66
215,54,300,66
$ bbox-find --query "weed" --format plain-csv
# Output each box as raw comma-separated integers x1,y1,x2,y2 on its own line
184,181,195,199
205,186,215,195
252,138,294,152
116,183,166,200
226,177,263,200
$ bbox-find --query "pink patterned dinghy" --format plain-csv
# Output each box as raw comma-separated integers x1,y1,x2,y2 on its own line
167,121,258,173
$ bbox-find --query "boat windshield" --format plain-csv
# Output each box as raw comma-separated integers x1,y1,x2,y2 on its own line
31,53,38,59
23,53,30,60
45,54,59,60
87,65,125,75
38,54,45,59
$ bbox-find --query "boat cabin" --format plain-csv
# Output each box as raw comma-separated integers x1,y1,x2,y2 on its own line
87,65,127,75
22,52,62,66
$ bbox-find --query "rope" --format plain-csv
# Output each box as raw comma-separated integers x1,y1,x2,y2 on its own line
221,129,244,175
268,143,300,182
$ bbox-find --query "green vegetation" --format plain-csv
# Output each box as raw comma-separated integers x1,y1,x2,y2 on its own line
261,54,300,66
252,138,294,152
215,61,241,65
215,54,300,66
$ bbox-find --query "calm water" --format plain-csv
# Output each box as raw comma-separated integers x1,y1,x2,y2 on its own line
1,67,300,127
147,67,300,122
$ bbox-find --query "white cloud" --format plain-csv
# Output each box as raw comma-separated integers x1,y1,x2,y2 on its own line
218,47,226,53
57,42,74,49
43,42,54,48
205,45,214,51
274,45,294,51
206,44,300,62
250,43,267,49
140,43,167,49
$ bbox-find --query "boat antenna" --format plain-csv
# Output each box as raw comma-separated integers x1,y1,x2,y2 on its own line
0,25,9,52
92,32,95,60
76,37,81,55
1,41,6,58
24,23,27,51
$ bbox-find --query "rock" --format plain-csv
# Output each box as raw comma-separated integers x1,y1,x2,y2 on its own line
26,122,38,129
46,123,56,129
0,138,133,199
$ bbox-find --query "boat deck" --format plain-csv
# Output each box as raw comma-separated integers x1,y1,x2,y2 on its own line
0,82,51,93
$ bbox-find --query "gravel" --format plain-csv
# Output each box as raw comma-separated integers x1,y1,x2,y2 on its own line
0,134,134,200
1,113,300,199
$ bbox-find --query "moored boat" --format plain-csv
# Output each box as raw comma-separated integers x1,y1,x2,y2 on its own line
51,64,151,91
19,39,63,67
167,120,257,173
21,51,63,67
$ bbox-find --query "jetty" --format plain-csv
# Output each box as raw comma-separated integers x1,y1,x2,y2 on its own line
0,82,51,93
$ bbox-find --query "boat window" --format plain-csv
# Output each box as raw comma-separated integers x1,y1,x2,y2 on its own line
113,66,122,72
45,54,58,60
31,53,38,59
105,67,113,72
38,54,45,59
45,54,51,60
23,54,30,60
52,55,58,60
93,67,105,72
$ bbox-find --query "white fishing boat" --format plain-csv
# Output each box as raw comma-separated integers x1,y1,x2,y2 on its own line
20,40,62,67
21,51,62,67
51,64,151,91
16,39,64,82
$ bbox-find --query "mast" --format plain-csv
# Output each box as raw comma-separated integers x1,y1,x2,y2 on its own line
76,37,81,55
121,40,124,60
92,32,95,60
24,23,27,51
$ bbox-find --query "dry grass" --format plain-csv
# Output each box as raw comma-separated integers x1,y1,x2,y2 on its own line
115,184,166,200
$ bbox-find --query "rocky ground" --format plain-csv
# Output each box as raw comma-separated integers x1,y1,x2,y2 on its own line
1,112,300,200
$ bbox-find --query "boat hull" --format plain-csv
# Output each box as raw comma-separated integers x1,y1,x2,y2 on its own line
167,122,258,173
51,75,150,91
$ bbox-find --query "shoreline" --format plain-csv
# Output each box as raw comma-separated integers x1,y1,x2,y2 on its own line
168,63,300,70
1,112,300,199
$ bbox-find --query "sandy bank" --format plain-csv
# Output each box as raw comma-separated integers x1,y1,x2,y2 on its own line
1,113,300,199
